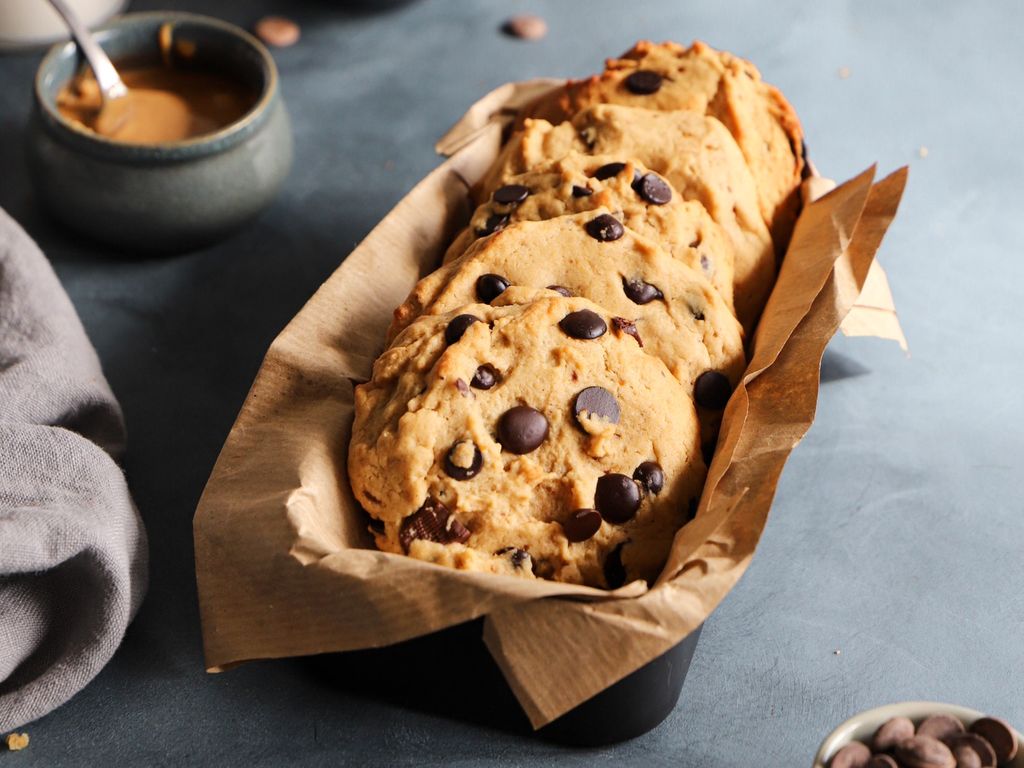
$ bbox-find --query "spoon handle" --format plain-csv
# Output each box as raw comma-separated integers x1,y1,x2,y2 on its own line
46,0,127,99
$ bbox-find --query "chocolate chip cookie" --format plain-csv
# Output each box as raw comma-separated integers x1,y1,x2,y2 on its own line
350,294,706,588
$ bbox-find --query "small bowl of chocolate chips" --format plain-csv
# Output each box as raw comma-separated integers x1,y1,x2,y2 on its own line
814,702,1022,768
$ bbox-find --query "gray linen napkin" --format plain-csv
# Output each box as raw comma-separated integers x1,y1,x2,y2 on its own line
0,208,147,730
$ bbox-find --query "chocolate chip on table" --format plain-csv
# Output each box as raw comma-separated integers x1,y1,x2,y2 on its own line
254,16,301,48
471,363,499,390
603,541,628,588
501,14,547,40
611,316,643,347
969,717,1019,764
622,276,664,304
632,461,664,495
475,273,510,303
497,405,549,454
595,474,642,524
894,735,956,768
694,370,733,411
947,734,998,768
585,213,625,242
830,740,872,768
866,756,899,768
547,284,573,297
918,714,966,742
573,386,620,429
571,184,593,198
495,546,531,570
559,309,607,339
444,440,483,481
593,161,628,180
444,314,480,345
563,508,602,543
632,173,673,205
872,716,915,752
399,497,470,551
475,212,509,237
492,184,530,205
624,69,663,95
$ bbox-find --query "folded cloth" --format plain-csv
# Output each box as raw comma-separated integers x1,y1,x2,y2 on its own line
0,208,147,730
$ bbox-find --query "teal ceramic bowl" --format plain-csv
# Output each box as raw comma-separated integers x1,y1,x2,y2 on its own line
29,12,293,253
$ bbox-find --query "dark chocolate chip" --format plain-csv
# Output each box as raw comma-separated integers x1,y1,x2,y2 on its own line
497,405,549,454
455,378,472,397
547,284,573,297
475,212,509,237
969,718,1018,764
444,440,483,481
694,370,733,410
894,736,955,768
585,213,624,242
622,276,664,304
624,69,663,95
595,473,642,524
559,309,607,339
611,316,643,347
495,546,531,569
563,508,602,543
445,314,480,345
872,717,915,752
918,714,965,743
471,363,499,390
632,461,664,495
475,273,510,303
492,184,530,205
603,541,628,588
828,742,872,768
571,184,594,198
632,173,672,205
399,497,470,551
593,161,627,180
573,386,620,428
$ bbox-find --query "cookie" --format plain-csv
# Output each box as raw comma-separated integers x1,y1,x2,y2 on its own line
350,294,706,588
446,154,736,312
524,40,805,248
479,104,775,333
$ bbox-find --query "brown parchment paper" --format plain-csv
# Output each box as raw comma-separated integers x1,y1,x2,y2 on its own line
193,79,908,728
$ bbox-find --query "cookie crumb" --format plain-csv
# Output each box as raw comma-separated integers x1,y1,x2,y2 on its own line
5,733,29,751
918,146,929,158
502,14,547,40
255,16,301,48
837,66,851,79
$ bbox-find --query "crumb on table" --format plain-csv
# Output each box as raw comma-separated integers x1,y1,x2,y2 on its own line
5,732,30,751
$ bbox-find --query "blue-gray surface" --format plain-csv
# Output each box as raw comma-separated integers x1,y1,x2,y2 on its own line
1,0,1022,765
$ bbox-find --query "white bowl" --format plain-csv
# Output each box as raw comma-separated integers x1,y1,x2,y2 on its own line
813,701,1024,767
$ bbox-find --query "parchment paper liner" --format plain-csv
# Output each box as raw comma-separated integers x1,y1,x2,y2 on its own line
194,79,908,728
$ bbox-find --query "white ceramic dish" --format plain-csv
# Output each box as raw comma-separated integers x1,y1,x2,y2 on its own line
813,701,1024,767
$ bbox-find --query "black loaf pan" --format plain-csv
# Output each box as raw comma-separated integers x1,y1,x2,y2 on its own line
306,617,703,746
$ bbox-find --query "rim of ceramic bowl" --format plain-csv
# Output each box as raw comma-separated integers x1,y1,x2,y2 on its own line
34,11,278,160
813,701,1024,768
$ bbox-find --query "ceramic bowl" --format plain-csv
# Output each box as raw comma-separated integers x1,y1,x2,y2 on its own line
813,701,1024,767
29,12,293,253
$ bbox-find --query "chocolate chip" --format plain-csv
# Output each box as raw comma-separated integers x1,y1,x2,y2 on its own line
593,161,627,180
947,734,997,768
829,742,872,768
497,405,549,454
603,542,627,588
694,370,733,410
573,386,620,429
399,497,470,551
559,309,607,339
894,736,955,768
611,316,643,347
563,508,602,543
475,273,510,303
444,440,483,481
492,184,530,205
872,717,915,752
969,718,1018,764
455,378,472,397
471,363,499,390
495,546,531,569
624,69,663,95
866,756,899,768
595,474,642,524
547,284,573,297
445,314,480,345
632,461,664,495
585,213,624,242
918,714,966,743
622,276,664,304
475,212,509,237
632,173,672,205
571,184,593,198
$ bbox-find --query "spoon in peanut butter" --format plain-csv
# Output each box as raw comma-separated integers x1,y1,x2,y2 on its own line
46,0,134,135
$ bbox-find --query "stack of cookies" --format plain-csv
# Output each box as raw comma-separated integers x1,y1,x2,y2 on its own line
349,40,804,589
